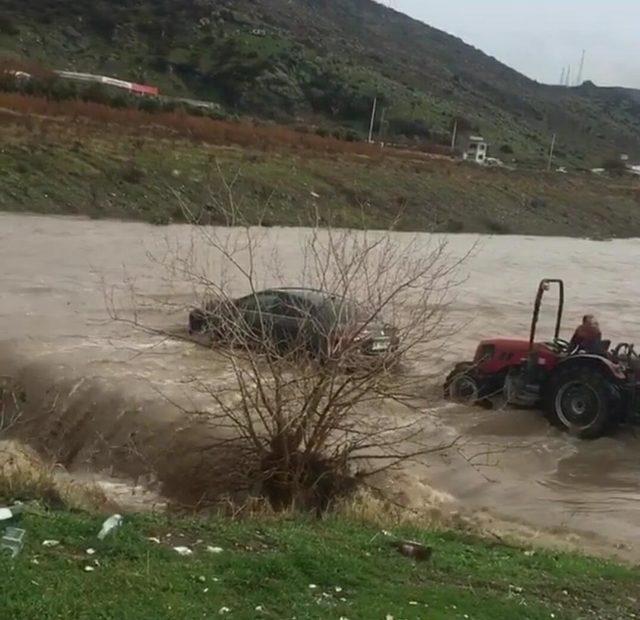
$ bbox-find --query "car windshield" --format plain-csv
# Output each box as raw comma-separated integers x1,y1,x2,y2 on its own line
319,296,368,325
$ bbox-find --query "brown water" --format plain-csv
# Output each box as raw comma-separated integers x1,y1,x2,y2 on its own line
2,212,640,557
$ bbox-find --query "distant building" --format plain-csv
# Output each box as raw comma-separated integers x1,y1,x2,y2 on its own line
461,135,488,164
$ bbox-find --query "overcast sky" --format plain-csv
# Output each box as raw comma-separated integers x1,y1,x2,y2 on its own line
389,1,640,88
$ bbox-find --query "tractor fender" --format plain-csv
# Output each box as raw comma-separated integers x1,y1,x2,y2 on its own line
556,354,626,381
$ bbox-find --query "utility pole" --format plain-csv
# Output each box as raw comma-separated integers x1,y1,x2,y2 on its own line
559,67,566,86
378,106,386,142
576,49,586,86
367,97,378,143
565,66,571,87
547,133,557,171
451,119,458,149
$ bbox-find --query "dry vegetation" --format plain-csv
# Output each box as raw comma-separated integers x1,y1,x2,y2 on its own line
0,379,108,511
0,91,453,160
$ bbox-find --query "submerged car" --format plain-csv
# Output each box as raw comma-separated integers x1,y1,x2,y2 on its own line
189,287,399,359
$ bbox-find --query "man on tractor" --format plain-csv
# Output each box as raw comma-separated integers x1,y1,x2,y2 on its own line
569,314,605,354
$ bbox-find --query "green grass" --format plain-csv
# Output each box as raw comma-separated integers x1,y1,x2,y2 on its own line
1,509,638,619
1,120,639,237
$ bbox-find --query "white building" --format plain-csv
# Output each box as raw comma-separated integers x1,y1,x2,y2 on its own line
461,135,488,164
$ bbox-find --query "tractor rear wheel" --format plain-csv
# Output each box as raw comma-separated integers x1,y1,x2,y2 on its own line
547,366,620,439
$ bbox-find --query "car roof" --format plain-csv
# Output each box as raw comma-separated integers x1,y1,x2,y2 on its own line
263,288,346,305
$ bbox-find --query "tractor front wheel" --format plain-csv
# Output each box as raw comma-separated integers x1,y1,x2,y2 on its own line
547,367,620,439
444,363,480,403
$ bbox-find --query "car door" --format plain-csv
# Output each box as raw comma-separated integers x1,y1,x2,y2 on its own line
235,291,282,343
272,293,310,350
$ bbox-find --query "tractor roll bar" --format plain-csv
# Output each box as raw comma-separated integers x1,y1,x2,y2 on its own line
529,279,564,351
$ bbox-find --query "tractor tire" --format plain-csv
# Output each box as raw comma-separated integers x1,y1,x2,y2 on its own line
443,362,479,403
546,366,620,439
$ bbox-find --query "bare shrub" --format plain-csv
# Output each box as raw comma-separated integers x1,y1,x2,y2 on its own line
109,192,469,513
0,377,23,436
0,380,107,510
0,378,60,506
0,440,65,508
0,440,108,511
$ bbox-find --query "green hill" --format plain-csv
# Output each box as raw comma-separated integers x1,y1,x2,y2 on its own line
1,0,639,165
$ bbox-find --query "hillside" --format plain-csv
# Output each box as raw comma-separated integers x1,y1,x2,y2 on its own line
1,0,640,166
1,97,639,237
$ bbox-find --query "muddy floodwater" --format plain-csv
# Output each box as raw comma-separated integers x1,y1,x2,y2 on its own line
2,212,640,558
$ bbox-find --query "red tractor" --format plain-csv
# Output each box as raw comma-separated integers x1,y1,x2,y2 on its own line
444,279,640,439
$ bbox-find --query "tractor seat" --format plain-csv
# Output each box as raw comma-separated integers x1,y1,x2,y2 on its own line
566,339,611,357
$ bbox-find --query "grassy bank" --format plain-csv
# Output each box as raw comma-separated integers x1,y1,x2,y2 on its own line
1,98,639,237
1,507,639,619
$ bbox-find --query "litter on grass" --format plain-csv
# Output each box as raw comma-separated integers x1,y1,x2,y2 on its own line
206,546,223,554
97,514,123,540
0,502,25,522
1,527,26,558
42,539,60,547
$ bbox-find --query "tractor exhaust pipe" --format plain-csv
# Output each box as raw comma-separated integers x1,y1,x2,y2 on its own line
529,279,564,352
525,278,564,383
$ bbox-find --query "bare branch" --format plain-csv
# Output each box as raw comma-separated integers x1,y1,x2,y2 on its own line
106,164,472,512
